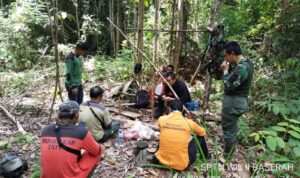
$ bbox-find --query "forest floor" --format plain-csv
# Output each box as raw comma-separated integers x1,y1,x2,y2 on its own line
0,65,252,178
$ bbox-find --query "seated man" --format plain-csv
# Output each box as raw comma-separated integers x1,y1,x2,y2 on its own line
153,99,209,171
79,86,120,143
40,101,102,178
166,64,175,74
154,73,191,118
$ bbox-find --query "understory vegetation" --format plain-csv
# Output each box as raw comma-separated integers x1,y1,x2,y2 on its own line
0,0,299,177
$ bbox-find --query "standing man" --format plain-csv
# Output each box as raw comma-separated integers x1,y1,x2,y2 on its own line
65,41,88,104
40,101,102,178
79,86,120,143
219,41,254,159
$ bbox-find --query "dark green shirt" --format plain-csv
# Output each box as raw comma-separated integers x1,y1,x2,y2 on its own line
65,52,82,88
223,58,254,97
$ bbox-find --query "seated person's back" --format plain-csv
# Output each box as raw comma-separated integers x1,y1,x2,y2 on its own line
80,101,111,141
40,101,102,178
154,99,208,170
79,86,120,143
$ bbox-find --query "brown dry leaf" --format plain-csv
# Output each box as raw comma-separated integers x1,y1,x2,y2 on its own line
22,144,29,150
104,140,112,147
148,168,159,177
219,156,226,163
126,150,133,157
147,147,157,153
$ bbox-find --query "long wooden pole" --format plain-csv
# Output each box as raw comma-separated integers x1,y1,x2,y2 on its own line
107,17,190,115
126,28,207,33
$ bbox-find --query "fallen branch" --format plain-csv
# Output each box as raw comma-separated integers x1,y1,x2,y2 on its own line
0,104,26,134
10,95,25,113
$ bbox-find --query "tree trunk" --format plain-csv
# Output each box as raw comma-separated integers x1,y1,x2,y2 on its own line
115,0,121,55
173,0,183,72
151,0,160,118
109,0,115,55
48,0,61,122
74,0,80,40
193,0,199,42
208,0,219,28
168,0,177,63
153,0,159,66
137,0,144,62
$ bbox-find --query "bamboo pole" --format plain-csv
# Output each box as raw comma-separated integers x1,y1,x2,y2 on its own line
107,17,191,115
126,28,208,33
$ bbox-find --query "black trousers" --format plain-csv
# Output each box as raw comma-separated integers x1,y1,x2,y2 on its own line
66,84,84,104
188,136,209,165
152,136,209,170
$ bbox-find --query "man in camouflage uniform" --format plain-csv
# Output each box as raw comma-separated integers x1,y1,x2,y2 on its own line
220,41,254,159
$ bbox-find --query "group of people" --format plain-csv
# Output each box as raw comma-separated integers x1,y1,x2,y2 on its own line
39,40,253,177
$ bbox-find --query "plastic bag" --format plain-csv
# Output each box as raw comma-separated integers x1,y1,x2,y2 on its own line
130,120,155,140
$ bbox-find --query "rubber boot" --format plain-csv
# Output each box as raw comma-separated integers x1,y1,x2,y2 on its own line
134,141,149,166
224,140,236,161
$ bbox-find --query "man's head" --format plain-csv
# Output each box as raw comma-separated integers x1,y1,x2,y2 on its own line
165,73,177,86
161,64,168,73
58,101,79,124
223,41,242,63
90,86,104,103
75,41,89,56
169,99,183,112
166,64,174,74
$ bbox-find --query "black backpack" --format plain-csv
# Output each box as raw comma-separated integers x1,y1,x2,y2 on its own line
133,90,149,109
0,154,28,178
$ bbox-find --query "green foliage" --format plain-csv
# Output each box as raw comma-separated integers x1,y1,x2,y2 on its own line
16,133,35,144
237,117,251,144
30,164,41,178
94,50,134,82
0,0,49,71
249,116,300,176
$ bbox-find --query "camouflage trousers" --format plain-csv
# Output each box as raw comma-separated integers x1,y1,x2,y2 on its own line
221,95,249,153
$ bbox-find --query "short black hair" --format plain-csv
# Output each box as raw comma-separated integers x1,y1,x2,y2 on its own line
166,73,176,80
76,41,89,51
223,41,242,55
134,63,142,74
90,86,104,98
169,99,183,111
167,64,174,72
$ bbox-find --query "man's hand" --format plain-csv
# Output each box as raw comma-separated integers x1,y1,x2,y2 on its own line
162,96,174,102
71,87,78,96
220,61,230,72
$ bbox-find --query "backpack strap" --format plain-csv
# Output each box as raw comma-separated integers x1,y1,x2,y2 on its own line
87,102,106,129
54,125,81,160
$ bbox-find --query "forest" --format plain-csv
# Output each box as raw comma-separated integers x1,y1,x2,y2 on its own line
0,0,299,177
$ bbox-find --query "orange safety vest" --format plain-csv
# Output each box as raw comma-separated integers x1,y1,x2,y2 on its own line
155,111,206,170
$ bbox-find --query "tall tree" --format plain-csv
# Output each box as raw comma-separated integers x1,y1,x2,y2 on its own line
168,0,177,63
48,0,63,122
151,0,160,117
73,0,80,40
173,0,183,72
109,0,115,55
137,0,144,62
